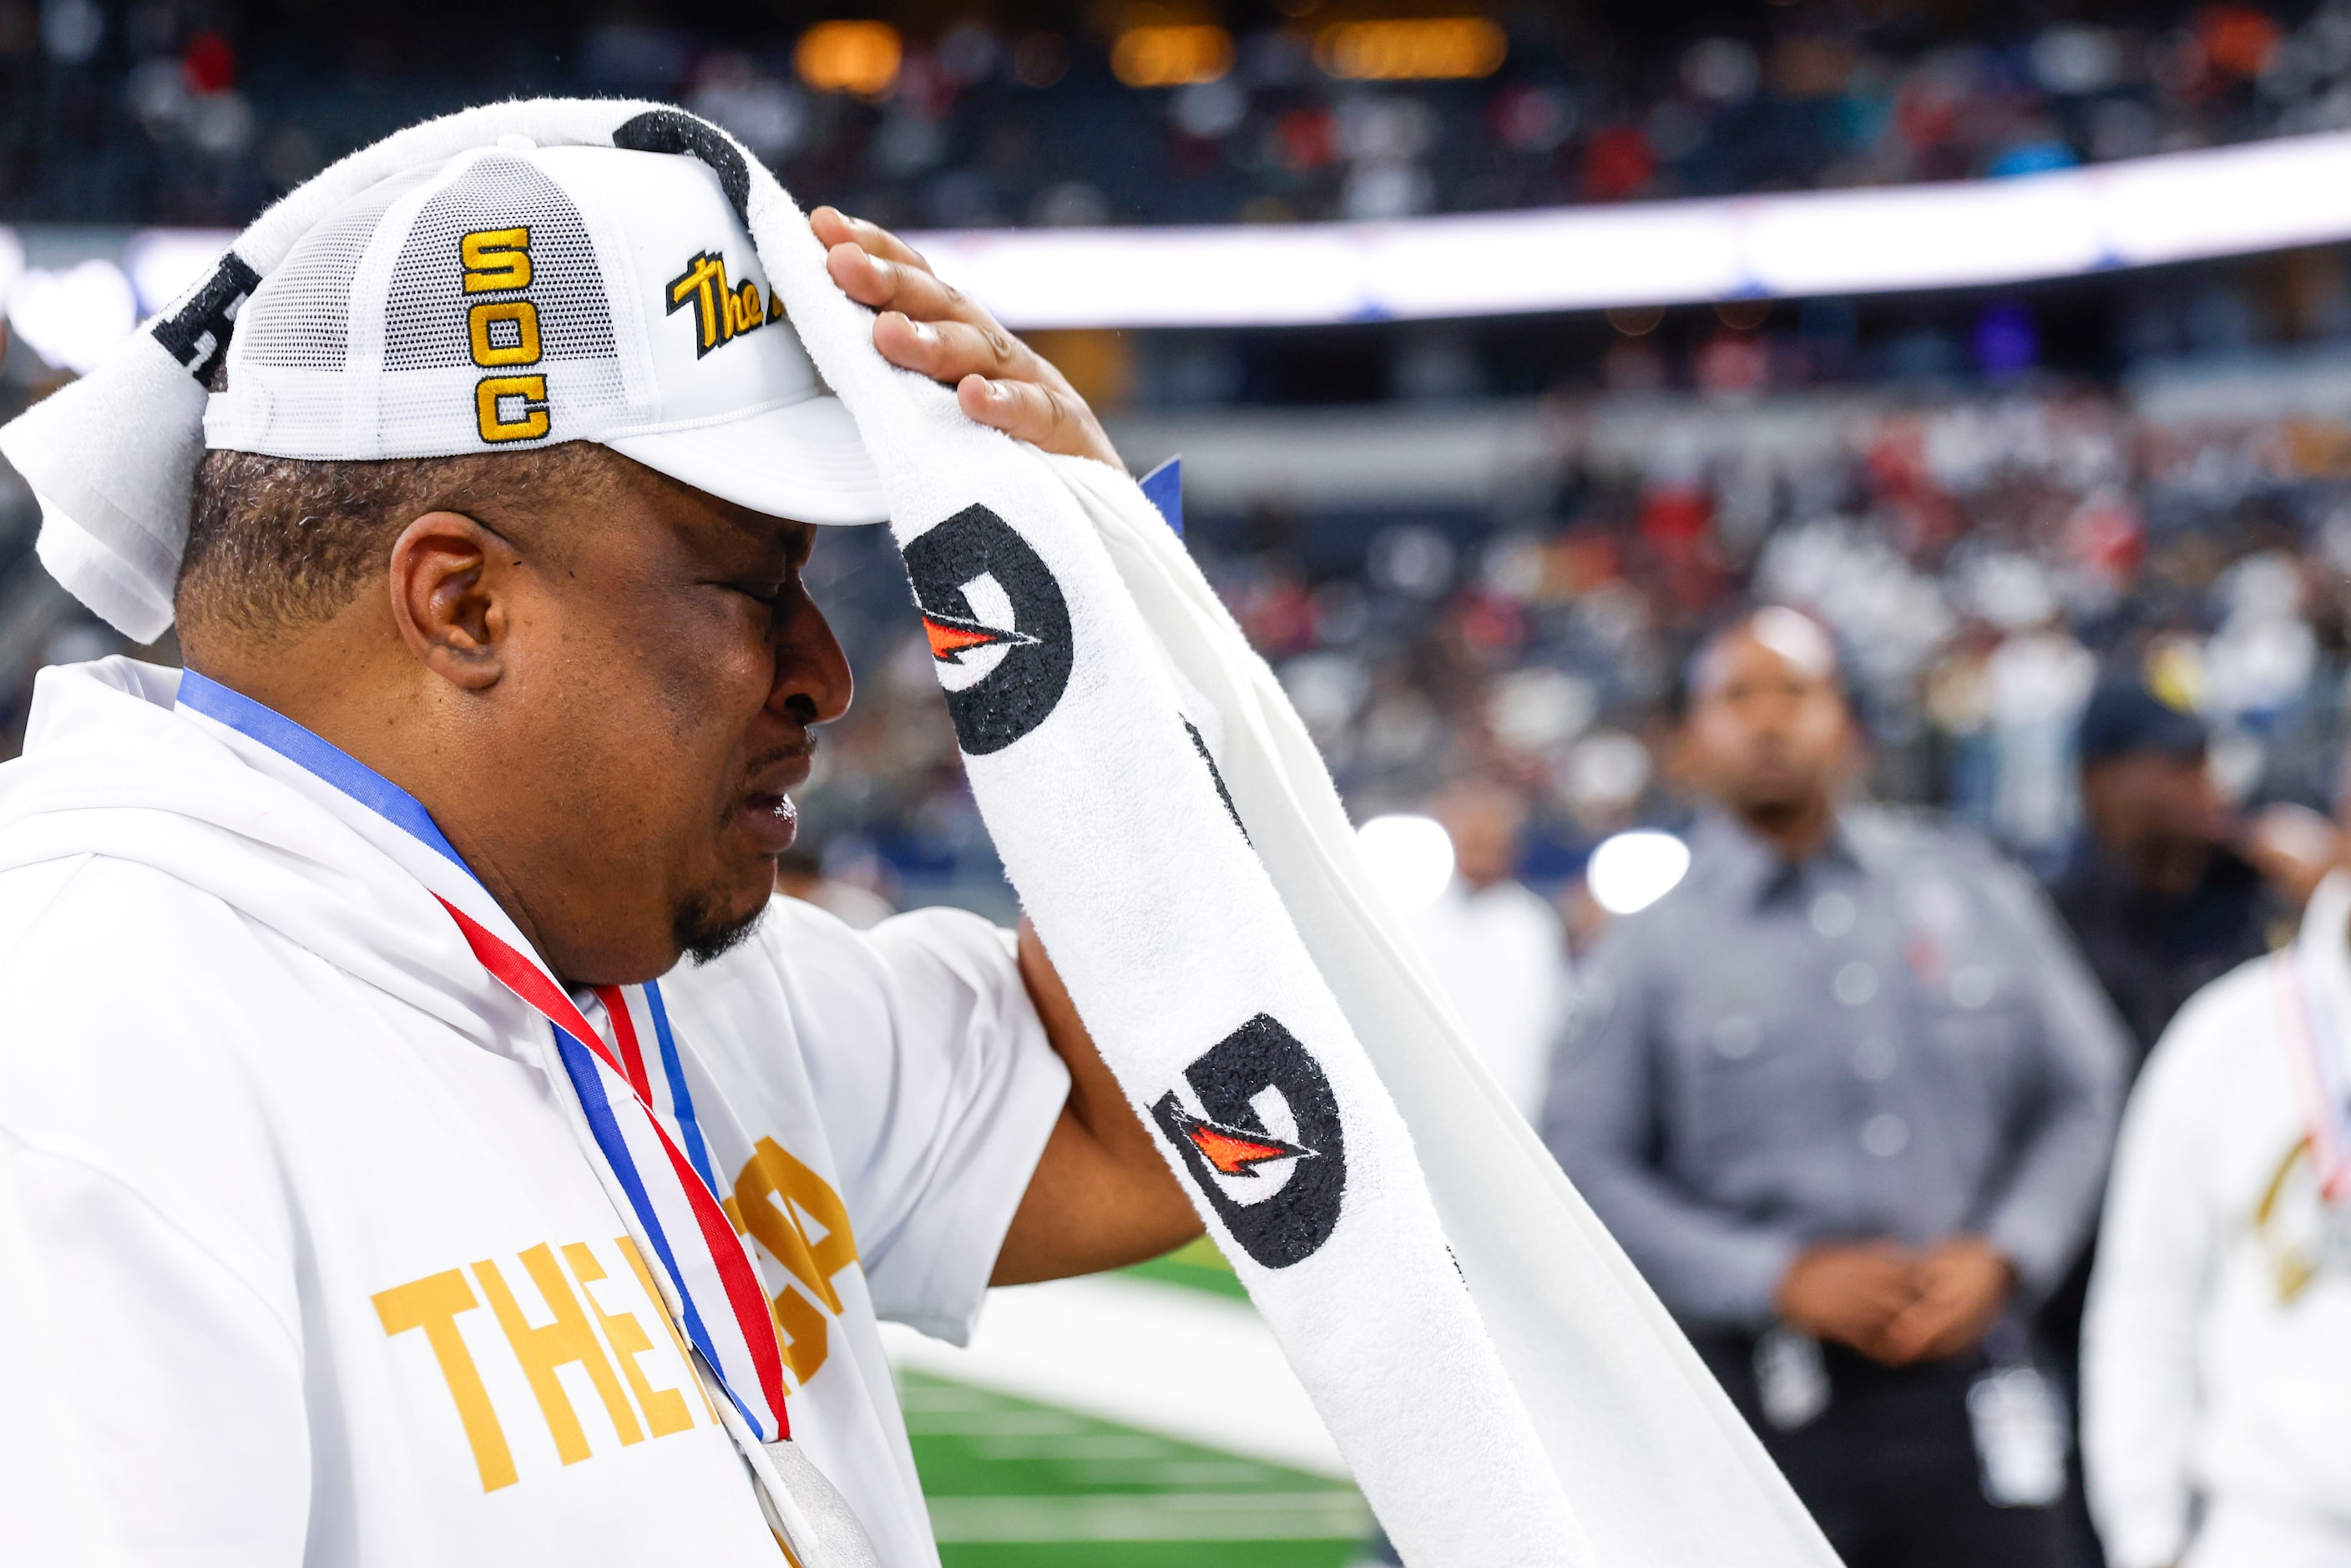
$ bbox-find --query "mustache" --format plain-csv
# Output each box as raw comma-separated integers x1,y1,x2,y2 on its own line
748,734,818,775
738,736,817,802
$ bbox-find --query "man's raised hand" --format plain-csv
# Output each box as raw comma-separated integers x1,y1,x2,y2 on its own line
812,206,1121,471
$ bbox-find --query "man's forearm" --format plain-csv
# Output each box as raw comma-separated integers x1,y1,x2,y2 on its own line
990,923,1203,1286
1984,1100,2115,1298
1017,922,1162,1171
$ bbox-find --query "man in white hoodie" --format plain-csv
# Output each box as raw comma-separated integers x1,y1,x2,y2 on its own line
2084,842,2351,1566
1404,776,1571,1121
0,134,1196,1565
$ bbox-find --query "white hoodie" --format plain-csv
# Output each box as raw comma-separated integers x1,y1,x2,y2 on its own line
0,659,1069,1568
2085,872,2351,1568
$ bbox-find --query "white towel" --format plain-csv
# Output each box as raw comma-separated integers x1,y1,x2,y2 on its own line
0,99,1840,1568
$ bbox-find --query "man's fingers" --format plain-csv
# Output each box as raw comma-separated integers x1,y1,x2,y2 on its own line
1852,1267,1927,1318
827,243,993,334
1865,1285,1922,1321
814,208,1123,468
1871,1308,1938,1364
825,243,920,311
958,374,1074,448
809,205,929,271
1843,1306,1924,1365
1828,1273,1910,1324
1876,1281,1993,1363
874,311,1024,383
958,374,1120,465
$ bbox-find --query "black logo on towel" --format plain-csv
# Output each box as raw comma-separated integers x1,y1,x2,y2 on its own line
1183,717,1248,842
902,504,1072,756
153,253,260,382
614,109,751,223
1151,1014,1347,1269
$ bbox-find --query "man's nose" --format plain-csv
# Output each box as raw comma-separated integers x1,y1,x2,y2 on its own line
770,592,853,727
1751,690,1804,732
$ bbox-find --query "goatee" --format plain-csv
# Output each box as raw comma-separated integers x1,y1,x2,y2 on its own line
675,888,771,966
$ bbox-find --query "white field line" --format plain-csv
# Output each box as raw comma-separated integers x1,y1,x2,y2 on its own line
881,1273,1349,1481
925,1490,1374,1543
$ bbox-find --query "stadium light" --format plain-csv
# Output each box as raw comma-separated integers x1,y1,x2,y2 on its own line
794,22,902,97
122,227,232,315
6,258,137,375
1585,831,1691,916
1110,25,1235,88
1315,19,1507,82
1356,813,1456,913
27,129,2351,340
898,129,2351,327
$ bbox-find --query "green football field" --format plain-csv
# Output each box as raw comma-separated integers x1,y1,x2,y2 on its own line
900,1241,1376,1567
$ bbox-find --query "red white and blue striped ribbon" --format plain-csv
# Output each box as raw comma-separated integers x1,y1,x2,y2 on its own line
437,903,790,1439
175,670,791,1442
2277,945,2351,1203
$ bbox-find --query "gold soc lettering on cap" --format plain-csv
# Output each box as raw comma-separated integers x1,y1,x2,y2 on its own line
462,226,551,443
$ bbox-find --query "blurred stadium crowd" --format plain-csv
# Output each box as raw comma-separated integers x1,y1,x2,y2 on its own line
589,369,2351,925
12,0,2351,229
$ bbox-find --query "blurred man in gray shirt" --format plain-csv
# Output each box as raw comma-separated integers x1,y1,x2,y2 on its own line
1544,606,2127,1568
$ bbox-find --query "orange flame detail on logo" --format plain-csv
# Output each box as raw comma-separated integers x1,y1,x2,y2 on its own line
1184,1119,1310,1177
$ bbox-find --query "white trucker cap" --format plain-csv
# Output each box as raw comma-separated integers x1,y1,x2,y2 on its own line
204,137,887,525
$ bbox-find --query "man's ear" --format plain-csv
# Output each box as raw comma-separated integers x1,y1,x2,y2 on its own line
387,510,519,691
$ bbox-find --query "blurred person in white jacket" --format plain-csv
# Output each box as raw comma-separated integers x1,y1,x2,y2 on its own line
2085,857,2351,1568
1404,777,1572,1120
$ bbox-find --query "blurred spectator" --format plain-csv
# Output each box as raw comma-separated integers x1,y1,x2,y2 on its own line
774,845,895,930
2050,679,2279,1060
1984,620,2098,874
1403,777,1571,1120
1545,606,2129,1568
2083,861,2351,1568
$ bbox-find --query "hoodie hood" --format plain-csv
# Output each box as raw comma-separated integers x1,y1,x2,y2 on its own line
0,657,523,1050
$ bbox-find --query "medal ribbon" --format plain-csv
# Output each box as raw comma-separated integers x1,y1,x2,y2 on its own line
437,898,791,1440
2274,948,2351,1202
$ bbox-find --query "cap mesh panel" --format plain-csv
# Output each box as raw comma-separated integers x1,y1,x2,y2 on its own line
382,154,618,371
234,168,431,372
219,150,637,457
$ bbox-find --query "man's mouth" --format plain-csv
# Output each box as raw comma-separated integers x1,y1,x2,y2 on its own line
735,749,813,855
736,790,801,855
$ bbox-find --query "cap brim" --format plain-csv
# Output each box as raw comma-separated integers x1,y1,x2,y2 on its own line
604,394,887,526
